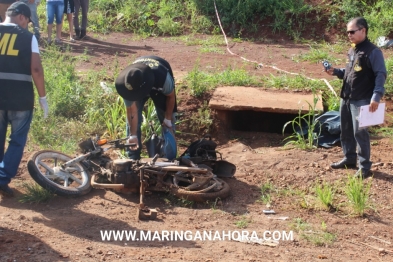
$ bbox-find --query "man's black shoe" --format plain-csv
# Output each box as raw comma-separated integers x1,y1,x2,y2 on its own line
355,169,373,179
330,159,357,169
0,184,14,197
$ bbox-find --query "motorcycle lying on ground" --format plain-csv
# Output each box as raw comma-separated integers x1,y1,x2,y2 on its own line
27,136,236,220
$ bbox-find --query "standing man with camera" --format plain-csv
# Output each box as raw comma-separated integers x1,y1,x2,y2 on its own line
326,17,386,179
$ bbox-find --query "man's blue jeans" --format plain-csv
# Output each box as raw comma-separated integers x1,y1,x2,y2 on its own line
125,97,176,160
340,98,371,171
0,110,33,185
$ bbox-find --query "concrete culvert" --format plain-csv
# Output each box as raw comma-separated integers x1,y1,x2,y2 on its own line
209,86,324,134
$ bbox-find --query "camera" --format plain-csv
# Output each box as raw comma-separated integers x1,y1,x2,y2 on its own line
322,60,331,71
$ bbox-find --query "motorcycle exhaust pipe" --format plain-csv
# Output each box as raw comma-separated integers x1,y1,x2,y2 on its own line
155,166,209,172
91,174,125,189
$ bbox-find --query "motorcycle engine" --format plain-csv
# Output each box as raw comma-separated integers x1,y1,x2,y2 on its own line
107,159,140,188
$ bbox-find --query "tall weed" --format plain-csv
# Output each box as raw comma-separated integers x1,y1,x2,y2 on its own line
282,92,322,150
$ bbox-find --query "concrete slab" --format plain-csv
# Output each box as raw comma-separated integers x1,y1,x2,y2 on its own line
209,86,324,114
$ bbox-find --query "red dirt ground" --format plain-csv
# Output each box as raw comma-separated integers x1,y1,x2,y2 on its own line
1,31,393,262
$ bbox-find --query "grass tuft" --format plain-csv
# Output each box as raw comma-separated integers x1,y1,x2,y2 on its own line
291,218,336,246
19,182,54,203
315,181,335,211
235,215,251,229
344,175,372,216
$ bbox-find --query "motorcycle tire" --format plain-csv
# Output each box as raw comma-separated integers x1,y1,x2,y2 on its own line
170,178,230,202
27,150,92,196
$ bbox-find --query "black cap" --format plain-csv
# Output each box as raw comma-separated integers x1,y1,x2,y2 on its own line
115,63,155,101
6,2,32,22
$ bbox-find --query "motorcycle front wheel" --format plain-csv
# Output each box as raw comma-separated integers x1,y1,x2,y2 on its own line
27,150,92,196
170,177,230,202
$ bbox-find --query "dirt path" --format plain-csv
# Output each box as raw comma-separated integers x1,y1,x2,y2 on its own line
1,33,393,261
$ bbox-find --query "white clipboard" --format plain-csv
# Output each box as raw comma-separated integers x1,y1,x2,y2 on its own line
358,103,385,128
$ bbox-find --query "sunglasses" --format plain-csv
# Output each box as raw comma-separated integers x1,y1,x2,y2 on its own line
347,28,362,35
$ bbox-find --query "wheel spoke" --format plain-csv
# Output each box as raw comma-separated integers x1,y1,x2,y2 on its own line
38,160,54,174
64,178,69,187
68,174,83,185
44,174,58,180
65,167,81,172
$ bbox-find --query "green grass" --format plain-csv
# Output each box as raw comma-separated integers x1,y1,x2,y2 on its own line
188,101,213,133
163,194,194,208
297,46,338,64
28,44,133,153
344,175,372,216
370,123,393,138
172,35,225,46
291,218,336,246
184,64,262,97
208,198,222,211
199,46,225,54
383,57,393,94
102,96,127,139
19,182,54,203
315,181,335,211
32,0,393,44
235,215,250,229
29,46,120,153
259,181,275,205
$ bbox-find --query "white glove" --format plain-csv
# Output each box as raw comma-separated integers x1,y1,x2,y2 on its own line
163,118,172,128
39,96,49,119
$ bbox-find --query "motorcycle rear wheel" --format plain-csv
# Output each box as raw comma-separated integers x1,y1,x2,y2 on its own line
170,177,230,202
27,150,92,196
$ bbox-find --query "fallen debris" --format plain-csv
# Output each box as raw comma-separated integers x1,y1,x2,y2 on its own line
369,236,391,245
376,36,393,48
262,210,276,214
347,240,393,254
234,237,279,247
267,216,289,221
100,82,113,94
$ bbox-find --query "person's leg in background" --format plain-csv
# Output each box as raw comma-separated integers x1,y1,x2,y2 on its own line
78,0,89,39
63,0,75,42
54,1,64,43
73,0,80,38
46,1,55,43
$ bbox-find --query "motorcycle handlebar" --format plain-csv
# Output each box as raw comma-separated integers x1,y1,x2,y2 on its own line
105,138,137,150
